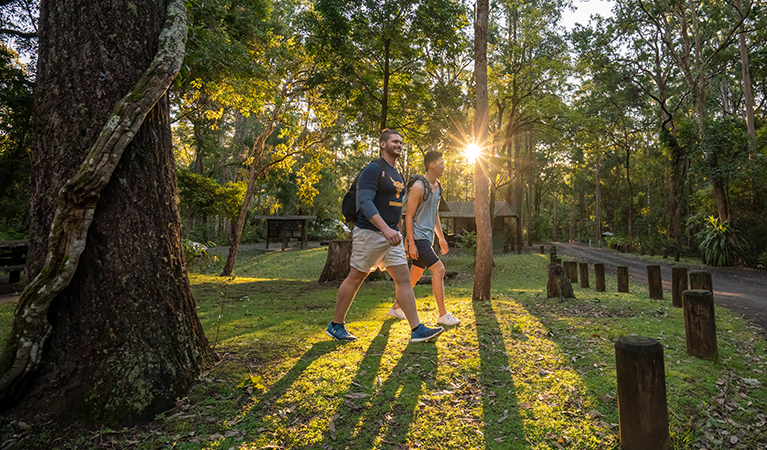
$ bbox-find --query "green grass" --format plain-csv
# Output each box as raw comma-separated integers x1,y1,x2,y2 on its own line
6,247,767,449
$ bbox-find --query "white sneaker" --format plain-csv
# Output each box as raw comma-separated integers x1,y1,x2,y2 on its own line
437,313,461,326
387,306,407,320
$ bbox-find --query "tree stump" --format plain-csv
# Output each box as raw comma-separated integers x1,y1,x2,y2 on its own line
594,263,605,292
540,245,545,254
647,265,663,299
615,336,670,450
547,264,576,301
689,271,713,293
563,261,578,283
579,262,589,288
318,240,352,282
683,290,718,361
671,267,688,308
617,266,629,292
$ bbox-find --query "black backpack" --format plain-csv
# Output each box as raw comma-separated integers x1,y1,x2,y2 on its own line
342,158,387,225
406,174,442,202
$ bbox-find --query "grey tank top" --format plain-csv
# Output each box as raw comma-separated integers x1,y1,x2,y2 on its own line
410,180,440,242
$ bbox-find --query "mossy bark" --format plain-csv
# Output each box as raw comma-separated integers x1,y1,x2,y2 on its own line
1,0,213,424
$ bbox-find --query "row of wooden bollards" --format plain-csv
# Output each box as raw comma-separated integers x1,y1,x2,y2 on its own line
544,245,719,449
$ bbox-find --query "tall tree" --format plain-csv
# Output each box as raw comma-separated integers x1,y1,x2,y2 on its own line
1,0,213,423
473,0,492,300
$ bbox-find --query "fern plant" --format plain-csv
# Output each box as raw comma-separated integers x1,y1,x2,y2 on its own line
696,216,739,267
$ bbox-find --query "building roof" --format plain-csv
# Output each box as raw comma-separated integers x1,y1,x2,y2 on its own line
440,201,517,218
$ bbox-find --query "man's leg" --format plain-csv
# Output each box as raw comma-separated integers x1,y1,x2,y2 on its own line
429,260,448,317
386,264,421,329
390,265,424,312
410,265,426,287
333,267,369,324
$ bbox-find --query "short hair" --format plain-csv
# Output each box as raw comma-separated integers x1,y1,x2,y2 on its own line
379,128,401,143
424,150,443,171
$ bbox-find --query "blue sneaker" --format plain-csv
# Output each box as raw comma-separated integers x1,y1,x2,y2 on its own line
326,322,357,341
410,324,444,343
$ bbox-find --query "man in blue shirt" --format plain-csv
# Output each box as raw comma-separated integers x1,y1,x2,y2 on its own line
326,130,444,343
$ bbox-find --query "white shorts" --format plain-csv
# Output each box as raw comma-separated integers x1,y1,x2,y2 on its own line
350,227,408,273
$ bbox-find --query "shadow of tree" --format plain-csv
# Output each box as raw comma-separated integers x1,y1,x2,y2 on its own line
472,297,526,447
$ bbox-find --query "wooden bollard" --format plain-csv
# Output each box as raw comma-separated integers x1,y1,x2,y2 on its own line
647,265,663,299
595,263,605,292
674,251,680,262
615,336,670,450
671,267,688,308
689,271,713,293
640,247,645,256
563,261,578,283
662,248,668,259
683,290,718,361
540,245,545,254
617,266,629,292
579,263,589,288
649,248,655,257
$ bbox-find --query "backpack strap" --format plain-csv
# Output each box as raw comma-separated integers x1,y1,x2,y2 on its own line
374,158,387,189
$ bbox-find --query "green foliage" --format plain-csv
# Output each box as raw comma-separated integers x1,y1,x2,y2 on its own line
0,45,33,238
456,230,477,255
696,216,740,267
182,238,221,273
177,169,245,221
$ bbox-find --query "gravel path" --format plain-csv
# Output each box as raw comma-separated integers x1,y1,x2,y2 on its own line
554,242,767,334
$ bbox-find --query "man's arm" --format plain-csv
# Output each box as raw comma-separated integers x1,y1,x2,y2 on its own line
435,210,448,255
405,181,424,258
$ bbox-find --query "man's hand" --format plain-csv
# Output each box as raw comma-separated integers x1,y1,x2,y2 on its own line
439,236,449,255
382,227,402,246
408,240,419,260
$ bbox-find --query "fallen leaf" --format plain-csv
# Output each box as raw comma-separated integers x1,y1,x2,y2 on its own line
587,410,602,419
328,418,336,441
17,422,30,430
518,401,532,409
345,392,370,399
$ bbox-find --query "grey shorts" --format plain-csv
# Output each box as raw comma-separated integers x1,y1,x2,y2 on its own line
350,227,408,272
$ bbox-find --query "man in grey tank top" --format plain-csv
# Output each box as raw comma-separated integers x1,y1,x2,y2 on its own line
388,151,460,326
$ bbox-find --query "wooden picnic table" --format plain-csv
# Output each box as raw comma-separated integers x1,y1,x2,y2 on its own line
0,239,28,284
252,215,316,250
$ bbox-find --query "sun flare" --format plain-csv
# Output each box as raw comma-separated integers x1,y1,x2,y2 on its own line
465,143,481,161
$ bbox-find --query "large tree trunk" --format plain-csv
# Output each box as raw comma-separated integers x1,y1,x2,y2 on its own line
595,151,601,245
513,133,523,247
735,0,756,158
15,0,213,424
473,0,492,300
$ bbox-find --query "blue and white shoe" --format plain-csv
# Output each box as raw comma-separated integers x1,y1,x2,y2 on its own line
410,324,444,343
326,322,357,341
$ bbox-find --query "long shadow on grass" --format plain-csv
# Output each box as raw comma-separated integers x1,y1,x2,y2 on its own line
515,294,622,446
472,298,526,447
322,319,438,448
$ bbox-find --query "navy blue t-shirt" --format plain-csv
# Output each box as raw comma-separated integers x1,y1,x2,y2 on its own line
355,160,405,232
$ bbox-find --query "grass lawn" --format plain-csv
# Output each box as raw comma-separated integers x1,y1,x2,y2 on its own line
3,246,767,449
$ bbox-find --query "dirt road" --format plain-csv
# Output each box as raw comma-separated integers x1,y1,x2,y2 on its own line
555,242,767,334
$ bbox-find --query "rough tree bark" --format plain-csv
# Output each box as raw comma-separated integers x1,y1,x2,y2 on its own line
4,0,213,423
473,0,492,300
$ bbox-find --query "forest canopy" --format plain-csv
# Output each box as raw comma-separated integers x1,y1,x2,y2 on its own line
1,0,766,268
